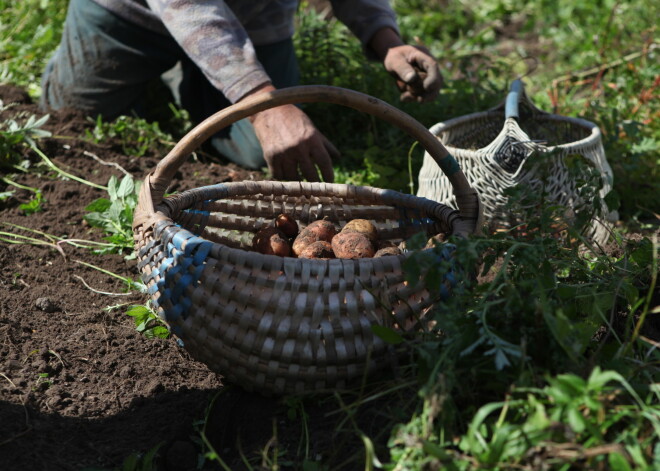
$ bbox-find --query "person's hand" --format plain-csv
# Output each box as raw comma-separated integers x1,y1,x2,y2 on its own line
242,84,339,182
383,44,443,103
368,28,443,103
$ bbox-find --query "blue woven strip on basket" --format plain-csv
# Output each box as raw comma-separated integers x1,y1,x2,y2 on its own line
147,229,213,325
184,235,213,264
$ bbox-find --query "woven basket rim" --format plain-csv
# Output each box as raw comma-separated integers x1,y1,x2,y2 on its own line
429,108,602,156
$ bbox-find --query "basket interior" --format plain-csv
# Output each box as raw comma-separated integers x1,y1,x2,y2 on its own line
441,109,593,151
159,183,457,252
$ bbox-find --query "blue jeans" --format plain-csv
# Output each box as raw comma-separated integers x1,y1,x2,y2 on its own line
41,0,299,139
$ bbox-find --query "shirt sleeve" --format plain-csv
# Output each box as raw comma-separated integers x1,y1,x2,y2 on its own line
329,0,400,59
145,0,271,103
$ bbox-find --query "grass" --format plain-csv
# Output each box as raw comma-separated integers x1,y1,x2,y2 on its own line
1,0,659,469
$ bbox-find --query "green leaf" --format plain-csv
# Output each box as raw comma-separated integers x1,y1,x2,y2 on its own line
84,212,109,229
629,239,653,268
421,440,459,470
117,174,135,199
608,452,633,471
107,175,118,201
543,309,594,361
371,324,404,345
126,305,150,318
84,197,111,212
566,406,587,433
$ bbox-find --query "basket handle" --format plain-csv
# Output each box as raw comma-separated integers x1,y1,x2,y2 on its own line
135,85,481,233
505,79,524,120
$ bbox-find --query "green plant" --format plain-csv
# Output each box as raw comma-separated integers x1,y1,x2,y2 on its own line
86,114,174,158
74,260,145,294
0,222,118,259
385,211,658,468
193,390,235,471
32,372,51,391
125,303,169,340
1,177,44,214
0,106,51,169
0,0,67,95
84,174,141,258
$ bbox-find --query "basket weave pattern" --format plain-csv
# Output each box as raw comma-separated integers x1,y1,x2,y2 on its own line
133,86,482,394
418,81,616,245
135,181,461,393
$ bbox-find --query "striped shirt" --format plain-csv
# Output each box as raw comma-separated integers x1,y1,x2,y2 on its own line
90,0,399,103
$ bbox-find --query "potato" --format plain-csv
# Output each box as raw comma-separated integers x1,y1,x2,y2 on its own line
253,227,291,256
374,246,402,257
291,219,337,256
331,231,375,259
298,241,335,259
292,233,318,257
425,233,447,248
304,219,337,242
274,213,298,239
341,219,378,243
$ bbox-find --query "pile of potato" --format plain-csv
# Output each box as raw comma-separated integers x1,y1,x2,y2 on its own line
252,214,403,259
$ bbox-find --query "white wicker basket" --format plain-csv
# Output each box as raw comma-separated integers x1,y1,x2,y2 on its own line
417,79,618,245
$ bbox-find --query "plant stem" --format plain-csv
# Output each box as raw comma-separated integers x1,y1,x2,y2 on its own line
30,144,107,190
1,176,39,194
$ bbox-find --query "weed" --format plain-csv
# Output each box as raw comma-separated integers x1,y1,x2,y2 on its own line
0,105,51,169
84,174,141,259
388,217,658,468
73,259,145,294
0,0,66,94
86,114,174,158
0,222,118,260
1,177,44,214
125,303,169,340
32,372,51,392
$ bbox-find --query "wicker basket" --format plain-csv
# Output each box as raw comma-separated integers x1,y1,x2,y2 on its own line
133,86,482,395
417,79,618,245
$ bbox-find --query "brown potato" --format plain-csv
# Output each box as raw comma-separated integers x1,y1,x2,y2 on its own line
331,231,375,259
292,220,338,256
425,233,448,248
374,246,402,257
274,213,299,239
292,233,318,257
298,241,335,259
341,219,378,243
253,227,291,256
304,219,337,242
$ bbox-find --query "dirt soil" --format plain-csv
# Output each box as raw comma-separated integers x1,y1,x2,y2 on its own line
0,84,409,471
